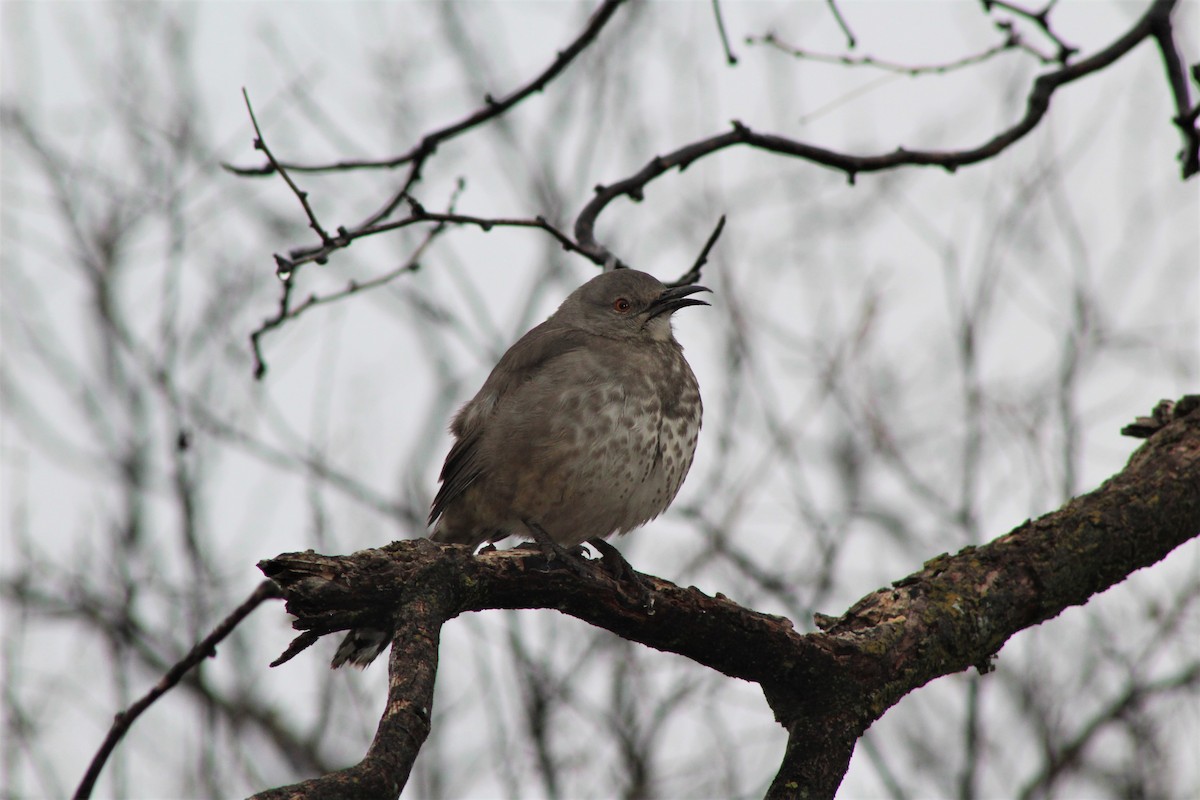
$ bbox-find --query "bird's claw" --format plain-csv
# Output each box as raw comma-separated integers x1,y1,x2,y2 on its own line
587,537,655,610
524,522,595,579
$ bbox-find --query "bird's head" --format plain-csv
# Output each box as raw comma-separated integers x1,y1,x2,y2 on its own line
556,268,712,342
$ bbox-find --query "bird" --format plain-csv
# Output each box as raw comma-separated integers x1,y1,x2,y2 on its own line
332,268,709,668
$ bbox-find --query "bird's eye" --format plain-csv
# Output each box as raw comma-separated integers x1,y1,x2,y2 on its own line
612,298,632,313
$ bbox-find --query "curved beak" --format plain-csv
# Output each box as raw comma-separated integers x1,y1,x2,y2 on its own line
647,284,712,319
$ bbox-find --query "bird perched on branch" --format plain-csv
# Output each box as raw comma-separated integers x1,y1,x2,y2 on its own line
333,268,709,668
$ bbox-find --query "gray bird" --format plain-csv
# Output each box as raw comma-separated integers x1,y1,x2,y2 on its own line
333,268,709,668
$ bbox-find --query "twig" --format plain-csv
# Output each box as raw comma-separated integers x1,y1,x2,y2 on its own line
983,0,1078,63
249,184,465,379
1147,4,1200,178
826,0,856,49
247,172,587,379
285,210,586,273
73,580,282,800
748,25,1053,76
710,0,738,65
228,0,627,285
250,266,295,381
241,89,334,249
672,215,726,287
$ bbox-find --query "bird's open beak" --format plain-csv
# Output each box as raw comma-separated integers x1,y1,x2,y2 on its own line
648,284,712,319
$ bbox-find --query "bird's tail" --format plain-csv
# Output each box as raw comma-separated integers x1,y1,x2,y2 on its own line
331,625,393,669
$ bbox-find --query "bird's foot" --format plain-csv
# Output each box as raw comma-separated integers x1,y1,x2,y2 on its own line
587,537,655,611
523,521,594,580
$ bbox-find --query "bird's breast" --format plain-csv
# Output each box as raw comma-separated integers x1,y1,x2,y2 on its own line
583,345,702,534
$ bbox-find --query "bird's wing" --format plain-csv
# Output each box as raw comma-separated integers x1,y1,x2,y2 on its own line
428,428,483,526
428,323,591,526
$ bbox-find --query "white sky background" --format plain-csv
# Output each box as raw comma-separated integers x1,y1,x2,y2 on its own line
2,1,1199,798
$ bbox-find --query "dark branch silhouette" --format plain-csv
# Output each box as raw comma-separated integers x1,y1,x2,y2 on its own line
73,581,282,800
671,215,726,288
983,0,1079,64
710,0,739,66
225,0,628,178
1148,8,1200,177
825,0,857,50
241,89,335,250
574,0,1191,265
224,0,630,290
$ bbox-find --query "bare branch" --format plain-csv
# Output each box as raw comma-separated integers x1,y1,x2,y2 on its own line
826,0,857,50
982,0,1078,64
746,25,1051,75
241,89,334,252
670,215,726,287
224,0,628,177
246,200,590,378
73,580,282,800
1147,7,1200,177
252,546,450,800
251,611,440,800
283,209,588,274
248,183,464,379
710,0,738,65
574,0,1179,264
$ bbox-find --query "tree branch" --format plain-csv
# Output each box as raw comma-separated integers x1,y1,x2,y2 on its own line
282,209,588,275
1147,1,1200,177
257,398,1199,798
241,89,335,250
670,214,725,287
73,580,282,800
982,0,1079,64
225,0,628,178
227,0,630,296
574,0,1181,265
249,570,447,800
710,0,738,66
747,26,1052,75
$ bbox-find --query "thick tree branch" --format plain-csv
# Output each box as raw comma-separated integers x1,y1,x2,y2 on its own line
249,569,448,800
258,398,1199,798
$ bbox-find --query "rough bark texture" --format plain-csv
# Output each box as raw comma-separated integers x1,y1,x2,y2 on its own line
250,549,452,800
258,401,1199,799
